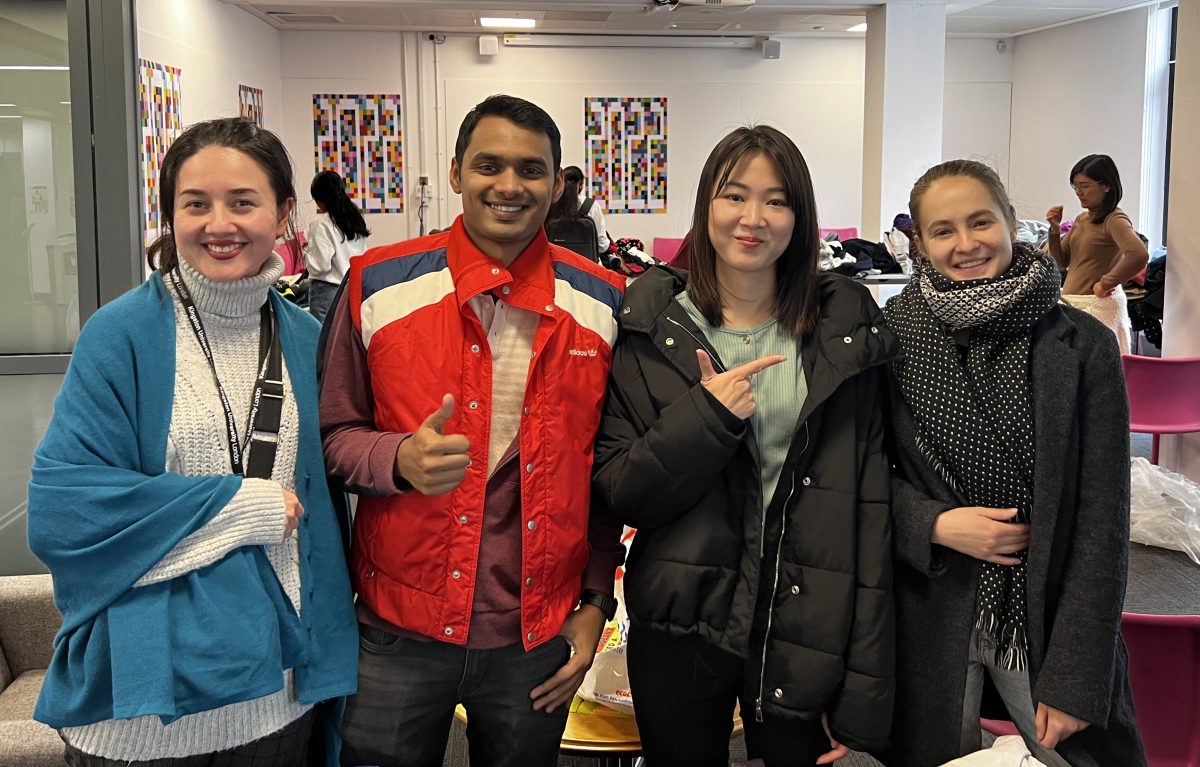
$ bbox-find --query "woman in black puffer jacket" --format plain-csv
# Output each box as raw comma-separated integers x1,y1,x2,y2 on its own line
592,126,898,767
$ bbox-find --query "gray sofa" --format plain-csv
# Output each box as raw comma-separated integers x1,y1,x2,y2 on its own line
0,574,64,766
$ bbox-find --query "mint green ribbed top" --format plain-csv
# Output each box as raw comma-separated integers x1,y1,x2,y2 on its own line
678,292,807,514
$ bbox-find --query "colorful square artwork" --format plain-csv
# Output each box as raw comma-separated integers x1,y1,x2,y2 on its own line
312,94,404,214
239,84,264,126
585,97,667,215
138,58,183,248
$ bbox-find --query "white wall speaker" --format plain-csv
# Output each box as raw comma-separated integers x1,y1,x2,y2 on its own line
479,35,500,56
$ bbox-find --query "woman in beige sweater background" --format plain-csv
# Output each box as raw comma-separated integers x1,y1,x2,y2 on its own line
1046,153,1149,353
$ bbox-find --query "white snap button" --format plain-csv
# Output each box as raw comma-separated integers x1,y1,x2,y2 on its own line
790,585,800,595
742,336,751,345
523,407,530,416
451,570,461,579
843,336,853,344
469,401,479,410
622,306,631,314
545,304,554,312
444,626,454,636
665,337,675,346
470,344,480,353
525,577,534,587
502,286,511,295
802,477,812,486
527,632,536,642
491,267,500,275
526,463,534,473
458,514,468,524
774,688,783,699
871,326,879,334
527,520,537,531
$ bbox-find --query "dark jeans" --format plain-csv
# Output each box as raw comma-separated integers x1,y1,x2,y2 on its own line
62,709,314,767
307,279,339,324
627,630,829,767
340,622,572,767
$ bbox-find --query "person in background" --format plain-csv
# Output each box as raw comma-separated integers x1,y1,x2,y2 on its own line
1046,153,1148,353
28,117,357,767
304,169,369,322
546,165,610,254
321,94,626,767
593,125,897,767
885,159,1146,767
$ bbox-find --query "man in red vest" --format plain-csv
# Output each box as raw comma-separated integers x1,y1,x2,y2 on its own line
321,94,626,766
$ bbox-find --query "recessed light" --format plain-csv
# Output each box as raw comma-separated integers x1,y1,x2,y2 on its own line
60,101,71,105
0,116,23,119
847,23,867,32
0,65,69,71
481,16,535,29
0,103,15,107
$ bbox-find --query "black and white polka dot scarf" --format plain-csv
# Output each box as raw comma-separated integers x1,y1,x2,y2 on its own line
886,243,1061,670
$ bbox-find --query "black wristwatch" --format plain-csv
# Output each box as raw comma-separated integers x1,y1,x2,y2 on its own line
579,589,618,621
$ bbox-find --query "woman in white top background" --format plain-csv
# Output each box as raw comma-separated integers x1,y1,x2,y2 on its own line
303,170,369,322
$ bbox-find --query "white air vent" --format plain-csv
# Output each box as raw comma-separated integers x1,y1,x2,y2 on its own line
267,12,341,24
675,0,756,7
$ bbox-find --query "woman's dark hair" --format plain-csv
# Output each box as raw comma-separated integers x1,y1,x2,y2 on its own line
909,159,1017,240
454,94,562,172
547,165,585,221
311,170,370,241
1070,153,1123,224
684,125,820,339
146,117,297,272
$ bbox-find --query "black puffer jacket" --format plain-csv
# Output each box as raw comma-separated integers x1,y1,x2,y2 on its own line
592,265,899,751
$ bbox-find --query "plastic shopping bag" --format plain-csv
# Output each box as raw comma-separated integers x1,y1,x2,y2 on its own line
577,527,634,714
1129,457,1200,565
938,736,1048,766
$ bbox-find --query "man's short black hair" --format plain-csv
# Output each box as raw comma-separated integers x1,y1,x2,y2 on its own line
454,95,562,171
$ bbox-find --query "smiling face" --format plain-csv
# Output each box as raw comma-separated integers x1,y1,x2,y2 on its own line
1071,172,1109,211
706,151,795,282
172,146,292,282
915,175,1015,282
449,115,563,266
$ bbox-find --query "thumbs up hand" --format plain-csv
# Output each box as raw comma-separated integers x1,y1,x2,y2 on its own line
696,349,786,420
394,394,472,495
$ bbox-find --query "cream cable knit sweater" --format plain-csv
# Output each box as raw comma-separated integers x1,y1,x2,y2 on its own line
63,254,312,759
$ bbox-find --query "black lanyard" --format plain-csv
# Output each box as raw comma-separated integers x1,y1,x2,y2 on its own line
167,268,284,479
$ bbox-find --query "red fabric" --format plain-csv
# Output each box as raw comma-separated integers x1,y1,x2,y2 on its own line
325,217,626,650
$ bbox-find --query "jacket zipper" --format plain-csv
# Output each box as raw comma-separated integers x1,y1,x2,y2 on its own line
664,315,726,373
755,421,810,722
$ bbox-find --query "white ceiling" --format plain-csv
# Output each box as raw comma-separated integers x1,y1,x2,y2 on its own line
222,0,1158,38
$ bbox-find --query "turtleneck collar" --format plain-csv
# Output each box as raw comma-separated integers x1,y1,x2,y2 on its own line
174,254,284,319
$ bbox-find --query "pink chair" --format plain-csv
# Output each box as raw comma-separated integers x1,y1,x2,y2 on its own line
1121,355,1200,464
652,237,686,265
819,227,858,241
1122,612,1200,767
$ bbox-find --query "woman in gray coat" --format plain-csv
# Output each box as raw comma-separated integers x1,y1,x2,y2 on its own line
882,159,1146,766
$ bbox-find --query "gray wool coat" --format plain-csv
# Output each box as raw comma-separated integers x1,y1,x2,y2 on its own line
881,303,1147,767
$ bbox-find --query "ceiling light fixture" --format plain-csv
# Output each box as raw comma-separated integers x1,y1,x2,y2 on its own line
481,17,536,29
847,23,867,32
0,65,69,71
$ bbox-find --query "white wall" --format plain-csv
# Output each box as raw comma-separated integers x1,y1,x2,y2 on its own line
1008,8,1151,225
435,36,866,250
944,38,1012,186
278,31,409,245
136,0,283,132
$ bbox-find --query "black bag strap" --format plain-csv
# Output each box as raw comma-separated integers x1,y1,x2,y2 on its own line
167,269,283,479
579,196,595,217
